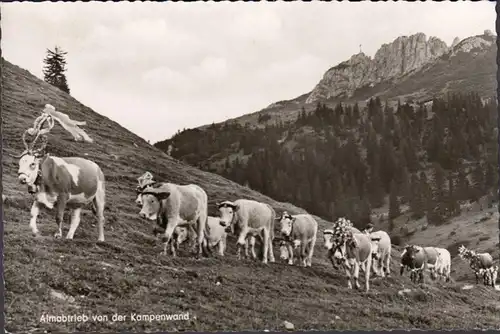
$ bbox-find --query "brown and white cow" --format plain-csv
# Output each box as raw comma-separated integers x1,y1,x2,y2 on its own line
400,245,439,283
138,182,208,258
278,211,318,267
13,131,106,242
217,199,275,264
323,226,374,292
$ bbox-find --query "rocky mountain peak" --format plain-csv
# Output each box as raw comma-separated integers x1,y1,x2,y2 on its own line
306,33,449,104
451,37,461,48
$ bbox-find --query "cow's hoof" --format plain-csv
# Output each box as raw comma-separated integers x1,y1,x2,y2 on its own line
54,232,62,239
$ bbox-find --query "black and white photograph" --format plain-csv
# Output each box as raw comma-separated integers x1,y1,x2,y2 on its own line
1,1,499,332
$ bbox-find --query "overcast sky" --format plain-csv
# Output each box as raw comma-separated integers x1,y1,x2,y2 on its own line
2,2,495,143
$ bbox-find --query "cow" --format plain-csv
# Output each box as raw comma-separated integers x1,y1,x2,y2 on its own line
480,266,498,288
135,173,197,250
325,225,361,270
138,182,208,258
400,245,439,283
434,247,451,282
217,199,275,264
458,245,496,286
278,211,318,267
202,216,228,256
323,218,374,292
368,230,392,277
12,127,106,242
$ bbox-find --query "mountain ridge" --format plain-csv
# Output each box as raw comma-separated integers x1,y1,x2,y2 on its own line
174,30,495,135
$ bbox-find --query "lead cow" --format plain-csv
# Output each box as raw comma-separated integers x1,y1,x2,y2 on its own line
13,125,106,242
278,211,318,267
139,182,208,258
217,199,275,264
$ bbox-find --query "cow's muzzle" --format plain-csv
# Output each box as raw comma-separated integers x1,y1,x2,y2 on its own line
18,175,28,184
27,184,37,194
139,212,147,219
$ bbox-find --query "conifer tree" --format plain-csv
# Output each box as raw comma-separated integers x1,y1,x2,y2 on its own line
43,46,70,94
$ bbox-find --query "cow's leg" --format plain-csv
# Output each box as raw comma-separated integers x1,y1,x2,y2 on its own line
385,252,391,277
217,240,224,257
365,256,372,292
400,264,405,276
29,201,41,236
93,184,106,242
418,269,424,284
261,228,270,264
236,228,249,261
352,261,361,290
307,237,316,267
268,237,275,263
250,236,257,260
287,243,294,265
66,208,82,240
345,263,353,289
54,195,69,238
475,271,480,284
299,240,307,267
243,238,250,259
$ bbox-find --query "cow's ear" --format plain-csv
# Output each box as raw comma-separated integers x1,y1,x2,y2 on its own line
156,191,171,201
233,204,239,211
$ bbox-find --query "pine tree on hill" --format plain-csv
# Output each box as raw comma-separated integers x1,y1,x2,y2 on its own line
43,46,70,94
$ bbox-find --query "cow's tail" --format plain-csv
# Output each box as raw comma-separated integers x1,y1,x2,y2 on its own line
268,204,276,242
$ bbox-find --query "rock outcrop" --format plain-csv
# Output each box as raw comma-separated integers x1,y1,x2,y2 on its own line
306,33,449,104
450,34,494,55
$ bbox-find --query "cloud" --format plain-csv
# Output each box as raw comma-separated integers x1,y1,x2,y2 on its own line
1,2,495,143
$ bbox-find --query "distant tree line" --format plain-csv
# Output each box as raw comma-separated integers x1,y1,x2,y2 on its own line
156,92,497,230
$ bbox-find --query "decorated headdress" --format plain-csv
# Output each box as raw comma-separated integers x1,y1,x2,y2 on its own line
137,171,156,190
330,217,354,244
12,104,92,158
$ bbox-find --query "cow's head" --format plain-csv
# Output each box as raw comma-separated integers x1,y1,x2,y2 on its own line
14,133,49,194
173,226,189,246
279,240,290,261
135,177,156,207
403,245,421,261
138,187,170,221
217,201,238,232
278,211,295,238
370,236,382,259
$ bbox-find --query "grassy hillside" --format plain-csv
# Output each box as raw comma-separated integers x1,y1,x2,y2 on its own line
2,59,500,332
